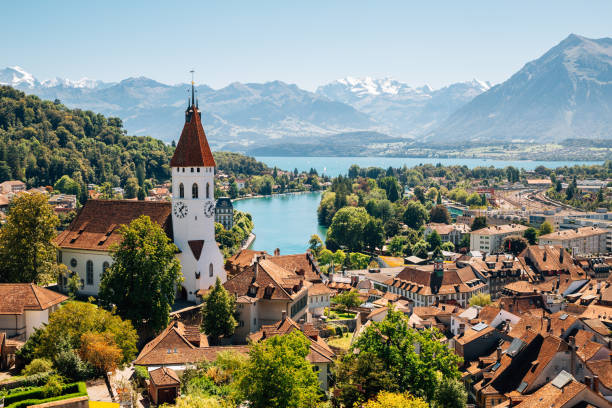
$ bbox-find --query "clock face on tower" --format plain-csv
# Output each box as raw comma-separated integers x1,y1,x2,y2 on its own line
203,200,215,218
173,201,188,218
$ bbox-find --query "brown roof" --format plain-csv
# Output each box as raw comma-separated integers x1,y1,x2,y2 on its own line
519,245,584,277
0,284,67,315
539,226,610,241
504,281,537,295
54,200,172,251
226,249,267,270
386,263,485,296
426,223,470,235
149,367,180,386
470,224,528,236
266,253,321,282
586,359,612,389
309,283,332,296
514,379,587,408
188,240,204,260
169,105,215,167
520,335,568,391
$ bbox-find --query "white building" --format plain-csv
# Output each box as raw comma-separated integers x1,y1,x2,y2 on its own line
469,224,528,253
55,91,225,302
539,226,610,255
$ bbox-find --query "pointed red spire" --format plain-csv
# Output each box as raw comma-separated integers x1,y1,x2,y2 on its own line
170,104,216,167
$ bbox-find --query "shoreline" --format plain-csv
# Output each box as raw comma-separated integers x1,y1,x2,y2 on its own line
232,190,322,203
241,232,256,250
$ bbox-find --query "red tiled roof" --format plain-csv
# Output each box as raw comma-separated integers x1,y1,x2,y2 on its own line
54,200,172,251
266,253,321,282
149,367,180,386
0,284,68,315
169,105,215,167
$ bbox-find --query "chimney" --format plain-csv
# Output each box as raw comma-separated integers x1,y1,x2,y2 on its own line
560,248,564,263
593,375,600,393
274,248,280,256
545,316,551,333
496,346,502,361
254,258,259,279
459,323,465,336
281,310,287,321
585,376,592,389
543,251,547,262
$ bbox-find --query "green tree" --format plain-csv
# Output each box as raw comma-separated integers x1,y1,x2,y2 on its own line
457,234,471,251
502,236,528,255
426,230,442,251
403,201,429,229
523,227,538,245
429,204,451,224
332,250,346,268
53,175,80,195
441,241,455,252
308,234,324,257
378,176,401,202
0,193,65,284
468,293,491,307
123,177,139,199
327,207,370,251
332,289,362,311
539,221,554,236
470,216,487,231
236,331,320,408
432,377,468,408
363,217,384,251
466,192,483,207
137,187,146,201
388,236,407,256
99,215,182,332
351,307,462,402
229,181,239,199
201,277,237,344
413,186,426,203
364,391,429,408
348,252,370,269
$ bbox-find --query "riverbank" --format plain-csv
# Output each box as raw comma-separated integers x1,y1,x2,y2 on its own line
232,189,322,202
241,232,256,250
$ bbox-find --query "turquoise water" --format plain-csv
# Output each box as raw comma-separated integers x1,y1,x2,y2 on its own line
233,192,327,255
255,156,603,177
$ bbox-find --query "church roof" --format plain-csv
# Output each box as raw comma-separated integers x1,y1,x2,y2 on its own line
54,200,172,251
169,104,216,167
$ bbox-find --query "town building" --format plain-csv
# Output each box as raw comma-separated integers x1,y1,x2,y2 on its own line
469,224,528,253
460,253,528,299
0,180,26,194
424,223,470,246
214,197,234,230
55,88,226,302
0,283,67,340
539,226,610,255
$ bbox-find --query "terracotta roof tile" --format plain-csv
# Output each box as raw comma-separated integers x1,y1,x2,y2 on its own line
0,284,67,315
514,380,587,408
149,367,180,386
169,105,215,167
266,253,321,282
309,283,332,296
586,359,612,389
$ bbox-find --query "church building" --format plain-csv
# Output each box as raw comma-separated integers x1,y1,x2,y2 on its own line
55,86,226,302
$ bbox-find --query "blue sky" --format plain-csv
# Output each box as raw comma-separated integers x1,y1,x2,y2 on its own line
3,1,611,90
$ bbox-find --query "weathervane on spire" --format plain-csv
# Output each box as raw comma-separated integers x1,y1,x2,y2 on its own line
190,69,195,107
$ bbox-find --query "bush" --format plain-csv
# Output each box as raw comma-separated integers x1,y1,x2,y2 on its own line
53,349,94,381
41,375,65,398
335,327,343,337
4,382,87,408
133,366,150,387
21,358,53,376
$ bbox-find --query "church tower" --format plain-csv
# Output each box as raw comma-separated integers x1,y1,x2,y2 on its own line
170,79,225,302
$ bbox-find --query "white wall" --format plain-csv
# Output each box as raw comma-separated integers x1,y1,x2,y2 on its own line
24,309,49,339
59,249,113,296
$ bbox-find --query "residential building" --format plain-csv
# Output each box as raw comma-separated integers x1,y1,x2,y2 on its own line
0,283,67,340
469,224,528,253
214,197,234,230
308,283,331,317
461,253,528,299
0,180,26,194
539,226,610,255
424,223,470,246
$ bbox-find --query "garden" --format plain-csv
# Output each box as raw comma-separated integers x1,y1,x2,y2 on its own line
0,381,87,408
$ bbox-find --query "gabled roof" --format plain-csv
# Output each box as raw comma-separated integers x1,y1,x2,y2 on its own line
149,367,180,386
54,200,172,251
386,263,485,296
0,284,67,315
266,252,321,282
169,105,215,167
514,378,588,408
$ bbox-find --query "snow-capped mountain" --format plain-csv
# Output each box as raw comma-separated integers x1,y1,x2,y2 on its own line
429,34,612,143
0,66,38,88
317,77,491,135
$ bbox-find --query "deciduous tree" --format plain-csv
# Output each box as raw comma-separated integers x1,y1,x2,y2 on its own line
403,201,429,229
201,277,237,344
364,391,429,408
429,204,451,224
79,332,122,374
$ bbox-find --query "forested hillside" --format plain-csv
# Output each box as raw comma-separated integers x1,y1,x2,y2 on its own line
0,86,271,198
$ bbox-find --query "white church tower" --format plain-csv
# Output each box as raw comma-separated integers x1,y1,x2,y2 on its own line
170,79,226,302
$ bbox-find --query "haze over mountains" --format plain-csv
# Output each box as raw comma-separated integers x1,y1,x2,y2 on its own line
2,34,611,154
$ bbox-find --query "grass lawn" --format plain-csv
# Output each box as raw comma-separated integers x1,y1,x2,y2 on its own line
327,332,353,351
327,310,356,320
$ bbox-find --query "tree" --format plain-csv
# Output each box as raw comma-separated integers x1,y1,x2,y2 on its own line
468,293,491,307
236,331,320,408
332,289,362,310
466,193,483,207
363,217,384,251
430,205,450,224
53,175,80,195
318,248,333,266
364,391,429,408
441,241,455,252
137,187,146,201
539,221,554,236
36,301,137,365
229,181,239,199
308,234,324,257
384,217,401,238
327,207,370,251
388,236,407,256
523,227,538,245
79,332,122,374
332,250,346,268
502,236,528,255
351,307,462,402
413,186,426,203
99,215,182,333
426,230,442,251
201,277,237,344
0,193,65,284
403,201,429,229
123,177,139,199
349,252,370,269
470,216,487,231
432,377,468,408
378,176,401,202
457,234,471,251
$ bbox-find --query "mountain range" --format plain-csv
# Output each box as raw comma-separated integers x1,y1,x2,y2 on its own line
2,33,611,153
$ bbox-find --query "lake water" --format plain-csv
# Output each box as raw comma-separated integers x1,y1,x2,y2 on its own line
255,156,603,177
233,192,327,255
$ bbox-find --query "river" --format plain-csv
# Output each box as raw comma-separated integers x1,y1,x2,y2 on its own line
233,192,327,255
254,156,603,177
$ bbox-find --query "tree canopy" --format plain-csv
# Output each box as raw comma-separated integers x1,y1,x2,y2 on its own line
201,277,237,344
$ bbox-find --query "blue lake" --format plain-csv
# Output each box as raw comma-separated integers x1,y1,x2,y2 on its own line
233,192,327,255
255,156,603,177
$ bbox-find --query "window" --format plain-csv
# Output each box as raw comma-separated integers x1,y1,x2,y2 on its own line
191,168,194,172
197,168,200,173
209,263,213,277
206,183,210,198
57,251,62,263
179,183,184,198
86,260,93,285
192,183,199,199
70,258,77,267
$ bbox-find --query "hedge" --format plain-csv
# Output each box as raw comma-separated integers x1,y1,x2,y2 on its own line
5,382,87,408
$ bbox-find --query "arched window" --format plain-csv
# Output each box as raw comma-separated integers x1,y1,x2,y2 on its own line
206,183,210,199
192,183,199,199
179,183,184,198
86,260,94,285
209,263,214,277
